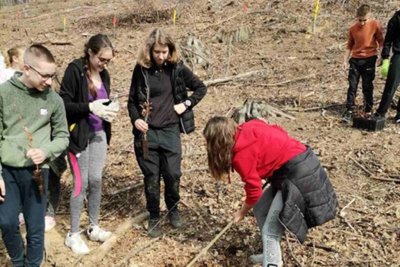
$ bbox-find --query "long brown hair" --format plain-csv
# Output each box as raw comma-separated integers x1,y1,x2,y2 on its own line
203,116,237,181
83,34,114,97
137,28,179,68
5,45,24,68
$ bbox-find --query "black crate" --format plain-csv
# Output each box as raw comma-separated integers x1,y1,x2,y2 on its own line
352,116,385,131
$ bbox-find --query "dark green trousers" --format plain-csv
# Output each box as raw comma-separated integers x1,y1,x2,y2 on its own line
134,124,182,219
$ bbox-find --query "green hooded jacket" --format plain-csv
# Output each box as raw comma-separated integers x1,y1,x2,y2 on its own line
0,73,69,172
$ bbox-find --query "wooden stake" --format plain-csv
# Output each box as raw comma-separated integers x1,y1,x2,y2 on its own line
186,221,234,267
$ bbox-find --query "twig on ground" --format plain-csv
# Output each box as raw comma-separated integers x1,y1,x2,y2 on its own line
116,237,161,267
182,166,208,173
106,181,144,196
50,41,73,45
285,232,304,267
304,242,339,253
340,198,355,217
200,12,240,30
180,200,212,231
285,103,345,112
348,156,375,176
180,46,211,64
204,69,264,86
257,73,316,87
311,240,316,266
225,35,233,76
349,156,400,183
122,48,135,54
104,142,133,172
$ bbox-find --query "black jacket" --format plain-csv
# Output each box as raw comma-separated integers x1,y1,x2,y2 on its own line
59,58,112,154
382,10,400,59
127,61,207,137
271,146,338,243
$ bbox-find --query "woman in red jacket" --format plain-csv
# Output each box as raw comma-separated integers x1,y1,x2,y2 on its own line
203,116,337,266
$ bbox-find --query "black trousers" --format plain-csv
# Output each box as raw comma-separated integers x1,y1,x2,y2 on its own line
376,54,400,116
346,56,377,112
134,124,181,219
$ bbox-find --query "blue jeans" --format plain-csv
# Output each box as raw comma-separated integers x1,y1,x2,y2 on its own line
0,165,48,267
253,187,284,267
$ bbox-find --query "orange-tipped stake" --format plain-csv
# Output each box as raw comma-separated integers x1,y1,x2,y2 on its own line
242,3,248,13
112,15,117,27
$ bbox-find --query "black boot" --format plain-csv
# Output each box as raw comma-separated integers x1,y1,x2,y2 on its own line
148,218,162,238
168,210,182,228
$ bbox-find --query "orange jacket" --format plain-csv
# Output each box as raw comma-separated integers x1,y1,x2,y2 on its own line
347,19,384,58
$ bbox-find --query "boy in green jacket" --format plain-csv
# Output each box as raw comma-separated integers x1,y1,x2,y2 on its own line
0,44,69,267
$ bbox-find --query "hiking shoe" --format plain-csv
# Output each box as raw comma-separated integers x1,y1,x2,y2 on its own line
87,225,111,242
168,210,182,228
249,253,263,263
65,232,90,255
45,216,56,232
341,110,353,123
148,218,162,238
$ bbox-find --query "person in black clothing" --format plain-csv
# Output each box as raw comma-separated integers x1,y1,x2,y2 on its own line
128,28,207,237
374,10,400,122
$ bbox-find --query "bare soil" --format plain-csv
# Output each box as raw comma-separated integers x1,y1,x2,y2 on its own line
0,0,399,266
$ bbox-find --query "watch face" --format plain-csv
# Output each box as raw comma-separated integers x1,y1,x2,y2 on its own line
185,100,191,107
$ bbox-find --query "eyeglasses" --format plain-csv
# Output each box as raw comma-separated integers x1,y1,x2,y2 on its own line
28,65,57,81
97,55,113,64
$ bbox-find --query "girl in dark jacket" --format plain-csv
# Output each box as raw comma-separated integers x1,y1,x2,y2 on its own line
59,34,119,254
203,116,337,267
127,28,207,238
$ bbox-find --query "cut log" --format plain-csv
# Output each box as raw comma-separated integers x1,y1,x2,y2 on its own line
82,211,149,266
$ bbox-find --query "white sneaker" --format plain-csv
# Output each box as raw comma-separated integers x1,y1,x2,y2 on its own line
87,225,111,242
45,216,56,232
65,232,90,255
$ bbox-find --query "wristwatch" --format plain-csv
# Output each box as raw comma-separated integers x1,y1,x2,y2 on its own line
184,99,192,108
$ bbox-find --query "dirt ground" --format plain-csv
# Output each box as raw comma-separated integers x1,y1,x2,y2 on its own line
0,0,400,266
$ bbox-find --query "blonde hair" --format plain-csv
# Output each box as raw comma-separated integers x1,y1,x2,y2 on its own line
5,46,24,68
203,116,237,181
137,28,179,68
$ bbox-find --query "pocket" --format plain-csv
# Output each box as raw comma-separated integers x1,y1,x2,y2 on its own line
179,109,195,134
